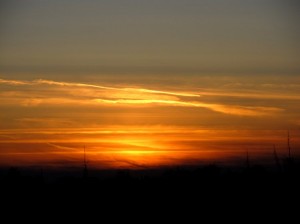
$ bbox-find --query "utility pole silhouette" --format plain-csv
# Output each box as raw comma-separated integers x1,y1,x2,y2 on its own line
284,130,294,174
83,145,88,180
273,145,281,172
246,149,250,170
287,130,291,159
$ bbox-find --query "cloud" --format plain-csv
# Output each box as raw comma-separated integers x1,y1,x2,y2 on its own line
35,79,117,91
205,104,284,116
0,135,17,140
94,99,283,116
0,79,30,85
111,158,149,168
0,78,199,97
199,89,300,100
47,143,80,151
0,77,284,116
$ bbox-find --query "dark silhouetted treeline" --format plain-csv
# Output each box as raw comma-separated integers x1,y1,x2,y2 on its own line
1,160,300,221
1,158,300,195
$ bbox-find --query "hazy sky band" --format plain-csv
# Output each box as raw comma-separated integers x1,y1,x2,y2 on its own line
0,0,299,75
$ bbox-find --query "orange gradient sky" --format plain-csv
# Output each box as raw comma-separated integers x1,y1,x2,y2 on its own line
0,1,299,169
0,75,299,169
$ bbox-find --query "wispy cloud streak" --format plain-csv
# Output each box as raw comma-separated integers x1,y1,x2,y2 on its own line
94,99,283,116
0,77,284,116
0,78,199,97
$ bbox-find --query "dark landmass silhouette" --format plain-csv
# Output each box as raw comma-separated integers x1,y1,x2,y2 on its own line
1,159,299,221
1,157,300,196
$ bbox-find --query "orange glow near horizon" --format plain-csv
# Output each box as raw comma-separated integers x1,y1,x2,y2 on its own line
1,76,300,169
0,125,299,169
1,1,300,171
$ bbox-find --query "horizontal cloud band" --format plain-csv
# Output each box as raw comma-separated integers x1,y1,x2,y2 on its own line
0,77,284,116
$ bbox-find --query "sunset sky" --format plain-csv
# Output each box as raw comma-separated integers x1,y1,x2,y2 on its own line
0,0,299,169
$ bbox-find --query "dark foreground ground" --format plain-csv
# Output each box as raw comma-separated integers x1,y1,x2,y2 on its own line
1,159,300,220
1,159,300,195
